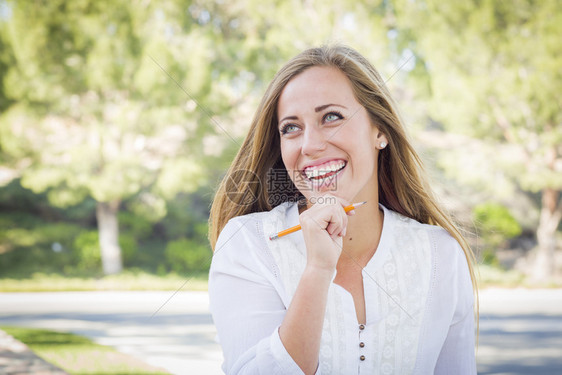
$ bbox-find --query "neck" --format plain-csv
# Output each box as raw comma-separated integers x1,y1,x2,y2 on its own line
341,198,384,267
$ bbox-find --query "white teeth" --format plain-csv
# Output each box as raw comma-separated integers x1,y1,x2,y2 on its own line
304,160,346,180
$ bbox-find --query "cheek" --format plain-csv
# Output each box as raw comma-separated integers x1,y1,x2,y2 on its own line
280,141,298,171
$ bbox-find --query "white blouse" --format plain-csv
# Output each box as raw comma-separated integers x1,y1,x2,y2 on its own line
209,202,476,374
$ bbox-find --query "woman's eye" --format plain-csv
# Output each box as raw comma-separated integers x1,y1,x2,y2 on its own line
280,124,299,135
324,111,343,123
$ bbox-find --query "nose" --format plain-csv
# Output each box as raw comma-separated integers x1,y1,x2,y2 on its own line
301,124,327,156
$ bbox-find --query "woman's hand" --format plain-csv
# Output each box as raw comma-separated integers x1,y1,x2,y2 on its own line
299,194,352,273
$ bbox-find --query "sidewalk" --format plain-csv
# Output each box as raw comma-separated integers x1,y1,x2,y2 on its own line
0,329,67,375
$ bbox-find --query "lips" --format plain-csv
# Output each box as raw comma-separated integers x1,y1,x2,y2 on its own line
302,159,347,181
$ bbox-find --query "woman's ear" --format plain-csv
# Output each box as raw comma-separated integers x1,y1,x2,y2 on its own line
374,130,388,150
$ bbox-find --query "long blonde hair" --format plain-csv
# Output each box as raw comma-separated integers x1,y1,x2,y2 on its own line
209,45,478,305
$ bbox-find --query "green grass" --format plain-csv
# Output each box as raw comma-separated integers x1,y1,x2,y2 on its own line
477,264,526,288
1,264,557,292
0,270,209,292
477,263,562,288
1,326,170,374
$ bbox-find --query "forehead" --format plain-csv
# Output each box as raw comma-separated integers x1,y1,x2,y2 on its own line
277,66,358,116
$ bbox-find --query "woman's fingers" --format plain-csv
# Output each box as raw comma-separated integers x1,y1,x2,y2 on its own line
299,195,350,271
303,194,348,236
326,222,339,236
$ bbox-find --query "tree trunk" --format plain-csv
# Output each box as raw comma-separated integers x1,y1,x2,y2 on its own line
532,188,562,282
96,200,123,275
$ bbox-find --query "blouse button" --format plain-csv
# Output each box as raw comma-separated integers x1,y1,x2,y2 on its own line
360,355,366,361
359,342,365,348
359,324,365,330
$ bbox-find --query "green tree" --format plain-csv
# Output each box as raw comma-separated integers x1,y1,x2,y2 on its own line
395,0,562,280
0,3,16,180
0,0,396,275
0,0,216,274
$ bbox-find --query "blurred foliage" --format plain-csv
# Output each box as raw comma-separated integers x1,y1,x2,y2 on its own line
117,211,154,241
474,203,522,245
394,0,561,276
0,0,560,279
0,178,214,278
477,264,527,287
73,231,137,271
165,237,212,273
0,15,13,114
0,182,212,277
73,231,102,272
473,202,522,265
394,0,562,200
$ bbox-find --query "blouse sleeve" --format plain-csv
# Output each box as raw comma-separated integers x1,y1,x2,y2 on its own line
433,233,477,374
208,217,307,375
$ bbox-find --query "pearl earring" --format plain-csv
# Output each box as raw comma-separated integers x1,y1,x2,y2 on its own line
380,142,387,149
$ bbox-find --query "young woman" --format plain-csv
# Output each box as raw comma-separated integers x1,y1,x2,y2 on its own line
208,45,477,374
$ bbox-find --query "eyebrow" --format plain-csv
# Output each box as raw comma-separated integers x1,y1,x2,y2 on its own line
278,103,348,125
314,103,347,112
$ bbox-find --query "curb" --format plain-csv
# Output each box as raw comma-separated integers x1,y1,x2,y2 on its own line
0,329,68,375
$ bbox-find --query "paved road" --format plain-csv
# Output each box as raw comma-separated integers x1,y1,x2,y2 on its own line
477,288,562,375
0,291,223,374
1,289,561,375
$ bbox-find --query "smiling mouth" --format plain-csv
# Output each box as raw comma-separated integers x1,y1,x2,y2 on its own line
303,161,347,182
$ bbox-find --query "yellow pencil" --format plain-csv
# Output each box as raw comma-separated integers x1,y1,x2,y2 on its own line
269,201,367,240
